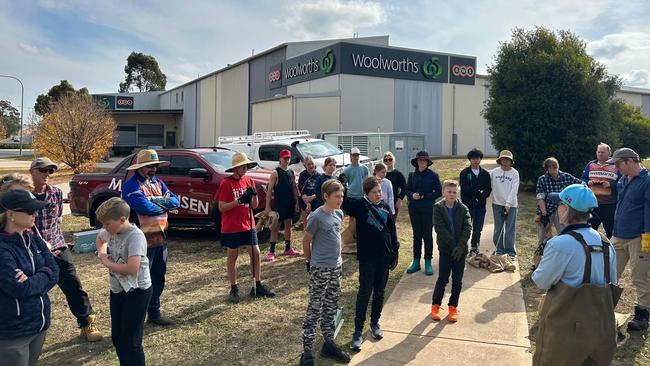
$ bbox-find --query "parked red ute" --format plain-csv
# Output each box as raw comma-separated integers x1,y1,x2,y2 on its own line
68,148,272,235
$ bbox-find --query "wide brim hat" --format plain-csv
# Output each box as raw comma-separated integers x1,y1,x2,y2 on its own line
411,151,433,168
127,149,171,170
496,150,514,165
226,152,258,173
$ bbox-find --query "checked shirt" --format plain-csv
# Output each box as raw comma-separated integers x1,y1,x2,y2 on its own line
535,171,582,216
34,184,67,255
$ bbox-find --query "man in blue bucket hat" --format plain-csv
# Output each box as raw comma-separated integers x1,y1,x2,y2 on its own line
532,184,620,366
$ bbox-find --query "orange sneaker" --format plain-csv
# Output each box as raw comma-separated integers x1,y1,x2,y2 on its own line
431,304,442,321
448,306,459,322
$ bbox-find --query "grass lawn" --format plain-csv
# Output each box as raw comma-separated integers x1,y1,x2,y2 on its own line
39,159,650,365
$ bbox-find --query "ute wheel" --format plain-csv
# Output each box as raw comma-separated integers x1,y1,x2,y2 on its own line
89,198,109,229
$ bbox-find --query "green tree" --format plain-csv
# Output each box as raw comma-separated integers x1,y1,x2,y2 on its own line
484,27,620,182
611,99,650,159
119,52,167,92
0,100,20,136
34,80,89,116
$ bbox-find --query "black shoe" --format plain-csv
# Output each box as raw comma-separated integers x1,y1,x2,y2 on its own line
469,249,479,257
229,287,240,304
321,341,351,363
299,351,315,366
350,331,362,351
147,315,174,326
250,283,276,298
370,322,384,339
628,306,649,331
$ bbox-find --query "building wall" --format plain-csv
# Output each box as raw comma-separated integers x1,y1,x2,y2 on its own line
448,78,491,155
181,84,197,147
251,97,293,132
340,74,394,133
218,62,249,137
393,80,443,155
113,114,178,146
249,47,287,130
198,75,217,147
295,96,341,133
617,91,643,108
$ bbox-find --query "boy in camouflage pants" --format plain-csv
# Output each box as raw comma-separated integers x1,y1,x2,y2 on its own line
300,179,350,365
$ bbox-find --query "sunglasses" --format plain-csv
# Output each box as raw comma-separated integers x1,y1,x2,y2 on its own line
383,158,393,162
38,168,55,174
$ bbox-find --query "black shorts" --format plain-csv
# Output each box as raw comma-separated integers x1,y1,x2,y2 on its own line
220,229,258,249
276,201,295,221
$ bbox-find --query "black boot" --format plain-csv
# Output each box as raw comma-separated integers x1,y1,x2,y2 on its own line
299,350,315,366
628,306,649,331
321,341,351,363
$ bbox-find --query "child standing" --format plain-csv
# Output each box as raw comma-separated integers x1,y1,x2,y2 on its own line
264,149,301,261
95,197,152,366
430,180,471,322
490,150,520,260
373,163,395,216
300,179,351,366
344,177,400,351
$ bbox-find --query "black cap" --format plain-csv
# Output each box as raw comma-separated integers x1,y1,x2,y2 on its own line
0,190,51,214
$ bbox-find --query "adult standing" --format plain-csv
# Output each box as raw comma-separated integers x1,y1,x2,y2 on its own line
383,152,406,217
607,147,650,331
532,184,619,365
490,150,520,260
459,149,492,256
581,143,620,238
0,190,59,366
535,157,582,246
122,149,180,326
405,151,442,275
343,147,369,199
30,157,103,341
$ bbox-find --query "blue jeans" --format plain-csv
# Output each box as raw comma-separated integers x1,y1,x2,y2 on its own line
469,207,486,250
492,204,517,256
146,242,168,319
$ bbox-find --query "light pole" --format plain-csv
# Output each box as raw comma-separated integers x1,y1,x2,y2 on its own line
0,74,24,156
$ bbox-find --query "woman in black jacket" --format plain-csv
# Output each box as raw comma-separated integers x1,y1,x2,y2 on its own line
383,152,406,216
342,176,399,352
0,190,59,366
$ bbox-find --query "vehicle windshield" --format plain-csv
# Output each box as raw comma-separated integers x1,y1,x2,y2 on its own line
295,140,342,159
200,151,238,172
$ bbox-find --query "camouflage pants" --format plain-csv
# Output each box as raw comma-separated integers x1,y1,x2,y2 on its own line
302,266,342,352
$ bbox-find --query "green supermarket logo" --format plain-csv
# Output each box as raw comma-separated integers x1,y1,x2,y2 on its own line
321,49,335,74
422,57,443,79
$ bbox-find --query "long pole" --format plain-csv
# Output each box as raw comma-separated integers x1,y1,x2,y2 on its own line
0,74,24,156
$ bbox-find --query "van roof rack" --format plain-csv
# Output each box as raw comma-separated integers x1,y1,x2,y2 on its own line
217,130,311,144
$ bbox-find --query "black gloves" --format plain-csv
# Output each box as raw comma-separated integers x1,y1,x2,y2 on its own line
540,214,550,226
238,186,257,204
502,207,509,217
337,173,348,185
306,261,311,273
390,250,399,270
451,246,466,261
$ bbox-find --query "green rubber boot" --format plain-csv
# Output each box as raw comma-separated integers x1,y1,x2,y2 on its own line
424,259,433,276
406,259,421,273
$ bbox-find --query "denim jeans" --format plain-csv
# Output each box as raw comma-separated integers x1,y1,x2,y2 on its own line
492,204,517,256
469,207,486,250
146,242,168,318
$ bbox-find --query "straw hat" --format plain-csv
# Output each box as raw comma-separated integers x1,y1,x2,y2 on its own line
127,149,171,170
496,150,514,165
226,152,258,172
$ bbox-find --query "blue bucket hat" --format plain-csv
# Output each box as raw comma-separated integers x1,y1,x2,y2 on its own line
556,184,598,213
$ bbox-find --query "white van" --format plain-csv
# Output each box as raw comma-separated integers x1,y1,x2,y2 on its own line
217,130,374,174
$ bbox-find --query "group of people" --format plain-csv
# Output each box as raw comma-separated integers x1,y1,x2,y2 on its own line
1,141,647,366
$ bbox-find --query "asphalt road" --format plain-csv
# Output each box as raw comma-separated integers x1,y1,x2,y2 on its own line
0,148,34,157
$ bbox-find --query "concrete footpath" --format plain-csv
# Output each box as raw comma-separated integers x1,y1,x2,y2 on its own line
350,218,532,365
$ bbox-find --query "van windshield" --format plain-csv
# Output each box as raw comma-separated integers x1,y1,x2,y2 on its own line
200,151,237,172
295,140,341,159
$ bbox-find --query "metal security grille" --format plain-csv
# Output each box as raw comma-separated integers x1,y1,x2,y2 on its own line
336,135,369,155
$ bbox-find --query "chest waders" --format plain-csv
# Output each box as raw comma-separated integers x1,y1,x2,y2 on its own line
533,231,623,366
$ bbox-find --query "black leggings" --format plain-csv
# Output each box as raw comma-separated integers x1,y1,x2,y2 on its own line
354,258,390,331
110,287,153,366
409,206,433,260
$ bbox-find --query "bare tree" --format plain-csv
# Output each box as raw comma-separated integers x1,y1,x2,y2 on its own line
33,94,116,173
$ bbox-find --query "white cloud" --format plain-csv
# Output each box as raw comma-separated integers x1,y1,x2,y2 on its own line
17,43,40,54
621,70,649,87
277,0,389,39
587,32,650,88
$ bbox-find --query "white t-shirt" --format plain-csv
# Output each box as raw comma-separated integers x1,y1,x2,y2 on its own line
490,167,520,208
105,226,152,293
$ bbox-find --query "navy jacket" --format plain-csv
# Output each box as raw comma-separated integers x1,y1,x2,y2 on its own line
614,169,650,238
405,168,442,210
342,197,399,263
0,230,59,339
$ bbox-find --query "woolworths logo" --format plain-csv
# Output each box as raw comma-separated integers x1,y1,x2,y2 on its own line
321,49,335,73
422,57,442,79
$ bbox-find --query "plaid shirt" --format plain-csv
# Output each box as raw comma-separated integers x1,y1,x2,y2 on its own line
34,185,66,255
535,171,582,216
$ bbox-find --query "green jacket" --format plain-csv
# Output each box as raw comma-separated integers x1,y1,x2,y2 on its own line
433,200,471,255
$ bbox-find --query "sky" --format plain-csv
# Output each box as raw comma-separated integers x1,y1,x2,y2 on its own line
1,0,649,118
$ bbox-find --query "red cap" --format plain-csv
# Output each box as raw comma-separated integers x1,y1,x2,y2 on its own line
279,149,292,159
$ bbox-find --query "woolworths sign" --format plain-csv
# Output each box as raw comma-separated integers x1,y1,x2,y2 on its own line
269,42,475,89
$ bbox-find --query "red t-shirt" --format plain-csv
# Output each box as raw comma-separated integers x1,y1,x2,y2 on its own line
216,176,256,233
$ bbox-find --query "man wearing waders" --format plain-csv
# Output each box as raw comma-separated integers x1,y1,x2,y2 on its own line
532,184,620,366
